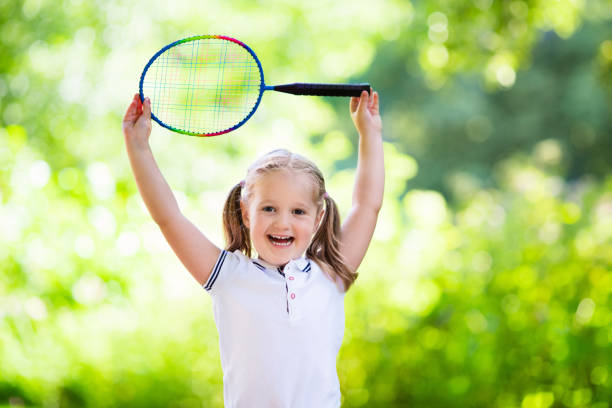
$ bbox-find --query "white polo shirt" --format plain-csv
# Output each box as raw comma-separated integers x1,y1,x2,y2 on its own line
203,249,346,408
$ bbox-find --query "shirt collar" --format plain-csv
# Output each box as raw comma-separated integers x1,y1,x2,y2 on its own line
252,257,311,274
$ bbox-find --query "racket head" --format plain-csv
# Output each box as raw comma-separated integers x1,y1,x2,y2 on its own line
139,35,265,137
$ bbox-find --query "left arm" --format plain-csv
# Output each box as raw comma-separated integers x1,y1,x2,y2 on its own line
340,90,384,272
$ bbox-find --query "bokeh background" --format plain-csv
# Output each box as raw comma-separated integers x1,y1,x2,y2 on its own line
1,0,611,406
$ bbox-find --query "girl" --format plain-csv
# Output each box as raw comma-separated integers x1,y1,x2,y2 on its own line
122,90,384,408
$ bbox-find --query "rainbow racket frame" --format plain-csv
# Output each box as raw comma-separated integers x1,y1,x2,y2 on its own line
139,35,370,137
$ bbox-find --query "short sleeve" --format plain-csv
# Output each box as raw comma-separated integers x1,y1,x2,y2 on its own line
202,249,245,295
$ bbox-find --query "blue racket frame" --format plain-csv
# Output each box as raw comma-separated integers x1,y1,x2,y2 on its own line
139,35,267,137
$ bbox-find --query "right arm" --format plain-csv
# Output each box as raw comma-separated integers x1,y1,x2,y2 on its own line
122,94,220,285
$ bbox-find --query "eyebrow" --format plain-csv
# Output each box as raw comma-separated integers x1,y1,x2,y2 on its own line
257,199,314,208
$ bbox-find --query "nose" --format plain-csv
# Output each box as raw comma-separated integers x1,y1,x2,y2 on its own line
273,211,291,229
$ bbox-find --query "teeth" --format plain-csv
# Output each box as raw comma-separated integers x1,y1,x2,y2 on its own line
269,235,293,246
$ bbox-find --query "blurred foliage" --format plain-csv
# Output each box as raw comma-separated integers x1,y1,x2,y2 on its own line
1,0,611,407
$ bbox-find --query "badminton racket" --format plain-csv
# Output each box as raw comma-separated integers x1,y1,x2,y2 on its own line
139,35,370,136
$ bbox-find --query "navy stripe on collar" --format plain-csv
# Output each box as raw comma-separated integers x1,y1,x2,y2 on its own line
251,259,311,274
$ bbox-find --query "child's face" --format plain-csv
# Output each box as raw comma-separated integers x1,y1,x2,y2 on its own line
241,170,323,266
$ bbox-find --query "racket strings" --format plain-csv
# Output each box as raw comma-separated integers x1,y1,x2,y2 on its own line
142,38,261,135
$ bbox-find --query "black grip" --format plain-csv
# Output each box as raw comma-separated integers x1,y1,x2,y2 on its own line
271,83,370,97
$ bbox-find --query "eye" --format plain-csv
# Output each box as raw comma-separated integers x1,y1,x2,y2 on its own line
293,208,306,215
262,206,275,212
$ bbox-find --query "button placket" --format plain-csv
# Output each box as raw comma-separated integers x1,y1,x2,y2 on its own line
286,265,298,317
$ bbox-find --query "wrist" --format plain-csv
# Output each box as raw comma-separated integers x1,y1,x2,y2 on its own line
125,135,151,152
358,127,382,140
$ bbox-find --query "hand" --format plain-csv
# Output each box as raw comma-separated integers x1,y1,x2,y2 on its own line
350,89,382,137
123,94,152,148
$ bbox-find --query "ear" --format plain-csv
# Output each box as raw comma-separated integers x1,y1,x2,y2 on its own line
240,200,250,229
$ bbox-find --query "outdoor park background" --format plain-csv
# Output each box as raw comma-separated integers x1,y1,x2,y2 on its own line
1,0,611,406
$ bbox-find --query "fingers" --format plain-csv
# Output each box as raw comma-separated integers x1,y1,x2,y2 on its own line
350,91,369,114
350,95,359,114
136,94,143,115
142,96,151,119
358,91,369,114
371,91,379,113
123,94,140,122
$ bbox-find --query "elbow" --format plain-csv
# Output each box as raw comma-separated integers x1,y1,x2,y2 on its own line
355,200,383,217
372,197,383,214
154,212,183,230
353,186,384,214
365,194,384,214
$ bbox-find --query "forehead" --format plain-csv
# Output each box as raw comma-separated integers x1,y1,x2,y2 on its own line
250,170,318,203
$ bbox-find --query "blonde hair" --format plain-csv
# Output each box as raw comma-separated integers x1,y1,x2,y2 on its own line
222,149,357,291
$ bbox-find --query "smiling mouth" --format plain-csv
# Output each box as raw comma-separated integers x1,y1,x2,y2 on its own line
268,234,294,247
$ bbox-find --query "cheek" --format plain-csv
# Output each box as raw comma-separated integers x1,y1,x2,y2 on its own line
304,218,320,235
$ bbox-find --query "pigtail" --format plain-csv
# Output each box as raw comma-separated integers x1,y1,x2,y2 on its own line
222,182,251,257
307,194,358,291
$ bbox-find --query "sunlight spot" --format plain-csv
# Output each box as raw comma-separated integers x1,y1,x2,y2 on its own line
3,103,23,125
428,12,448,30
472,251,492,273
427,44,449,68
88,205,116,237
116,231,141,256
465,309,488,333
25,238,53,271
594,194,612,223
59,72,87,102
419,326,445,349
443,251,463,271
521,392,554,408
574,230,595,257
0,204,27,243
575,298,595,324
58,167,80,191
271,118,296,141
496,64,516,87
9,74,29,97
514,266,536,289
72,275,107,305
473,0,492,10
509,1,528,18
86,162,115,199
403,190,447,227
74,234,95,258
601,40,612,60
29,160,51,189
22,0,43,18
428,12,448,43
538,222,561,244
533,139,562,165
24,297,47,320
415,281,442,315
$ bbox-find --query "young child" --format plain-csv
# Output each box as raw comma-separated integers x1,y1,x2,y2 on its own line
122,90,384,408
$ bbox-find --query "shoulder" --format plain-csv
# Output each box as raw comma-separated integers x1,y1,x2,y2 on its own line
309,258,347,294
203,249,252,293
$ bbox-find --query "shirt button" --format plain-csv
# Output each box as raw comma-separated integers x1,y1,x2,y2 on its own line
290,293,296,299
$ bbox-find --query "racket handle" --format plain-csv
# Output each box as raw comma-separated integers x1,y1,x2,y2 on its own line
270,83,370,97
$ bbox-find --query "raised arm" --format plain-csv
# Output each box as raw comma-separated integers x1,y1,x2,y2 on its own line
340,90,384,272
122,94,220,285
